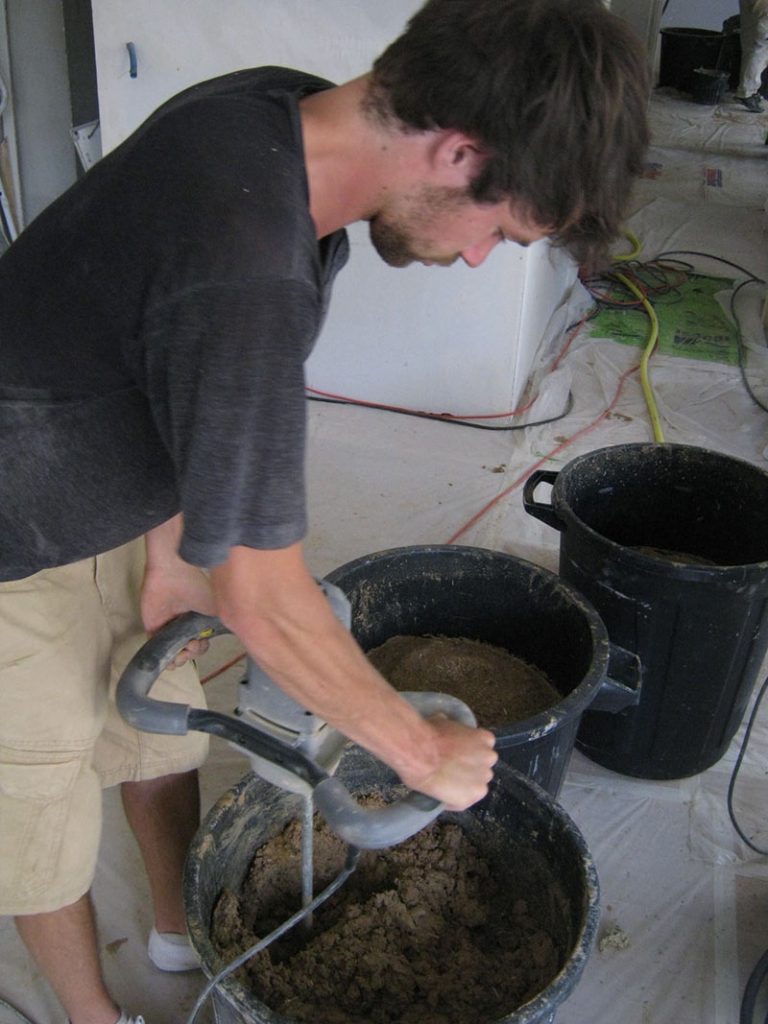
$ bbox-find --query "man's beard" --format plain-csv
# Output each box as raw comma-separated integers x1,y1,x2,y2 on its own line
367,185,471,268
368,215,422,267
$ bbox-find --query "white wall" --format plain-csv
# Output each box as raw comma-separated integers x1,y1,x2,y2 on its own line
90,0,576,416
607,0,666,70
661,0,735,31
4,0,77,225
92,0,417,154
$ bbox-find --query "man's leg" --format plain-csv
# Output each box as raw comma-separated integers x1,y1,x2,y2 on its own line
96,537,209,966
1,558,121,1023
15,895,121,1024
120,769,201,935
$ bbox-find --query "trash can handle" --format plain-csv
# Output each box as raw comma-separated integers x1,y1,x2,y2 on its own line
588,643,642,714
522,470,563,532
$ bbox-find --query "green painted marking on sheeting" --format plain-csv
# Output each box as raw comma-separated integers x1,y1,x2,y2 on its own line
589,274,739,366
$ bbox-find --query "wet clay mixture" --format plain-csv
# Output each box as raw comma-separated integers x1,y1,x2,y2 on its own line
212,814,566,1024
367,635,562,728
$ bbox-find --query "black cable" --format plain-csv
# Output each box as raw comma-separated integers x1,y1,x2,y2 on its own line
728,674,768,1024
730,280,768,415
728,674,768,855
306,389,574,431
650,250,768,415
581,259,690,315
741,945,768,1023
655,250,765,284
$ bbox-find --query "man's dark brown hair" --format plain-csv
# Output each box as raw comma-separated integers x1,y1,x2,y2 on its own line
368,0,651,270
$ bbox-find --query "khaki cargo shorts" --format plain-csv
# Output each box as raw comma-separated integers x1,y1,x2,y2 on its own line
0,538,209,915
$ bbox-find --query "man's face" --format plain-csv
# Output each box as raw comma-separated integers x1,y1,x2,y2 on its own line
368,184,550,269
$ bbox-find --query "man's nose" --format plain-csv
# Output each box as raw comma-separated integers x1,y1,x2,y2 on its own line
459,235,501,268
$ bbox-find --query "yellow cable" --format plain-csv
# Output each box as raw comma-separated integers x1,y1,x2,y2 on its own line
612,229,643,263
614,270,665,442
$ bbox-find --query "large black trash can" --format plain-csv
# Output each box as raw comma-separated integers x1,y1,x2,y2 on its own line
659,27,725,94
524,443,768,780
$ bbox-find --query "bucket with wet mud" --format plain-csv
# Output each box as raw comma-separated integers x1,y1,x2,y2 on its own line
184,752,600,1024
326,545,639,796
523,442,768,780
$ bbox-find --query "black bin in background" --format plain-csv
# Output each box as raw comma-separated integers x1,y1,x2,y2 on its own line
524,444,768,781
690,68,729,105
659,27,725,94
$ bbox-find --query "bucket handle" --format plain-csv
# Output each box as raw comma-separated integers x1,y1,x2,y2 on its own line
589,643,642,714
116,611,477,849
522,470,563,531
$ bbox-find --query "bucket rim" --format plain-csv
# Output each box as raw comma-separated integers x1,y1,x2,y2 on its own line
326,543,614,737
184,760,601,1024
660,26,725,37
548,442,768,577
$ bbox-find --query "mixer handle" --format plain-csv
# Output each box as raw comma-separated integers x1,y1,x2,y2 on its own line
313,690,477,849
116,611,478,849
116,611,228,735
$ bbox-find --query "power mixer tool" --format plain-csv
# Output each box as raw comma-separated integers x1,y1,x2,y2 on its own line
116,579,477,922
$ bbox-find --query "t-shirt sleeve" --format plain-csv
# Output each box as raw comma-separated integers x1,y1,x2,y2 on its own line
140,278,318,567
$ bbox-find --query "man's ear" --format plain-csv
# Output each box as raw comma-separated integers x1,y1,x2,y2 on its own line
427,130,489,188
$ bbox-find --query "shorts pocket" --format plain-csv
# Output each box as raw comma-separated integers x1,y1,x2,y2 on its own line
0,758,83,907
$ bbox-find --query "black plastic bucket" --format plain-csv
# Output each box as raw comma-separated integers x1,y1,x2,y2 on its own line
326,545,639,796
659,27,725,94
184,754,600,1024
691,67,729,104
524,443,768,780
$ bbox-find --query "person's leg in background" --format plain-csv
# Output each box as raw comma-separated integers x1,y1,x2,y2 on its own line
736,0,768,110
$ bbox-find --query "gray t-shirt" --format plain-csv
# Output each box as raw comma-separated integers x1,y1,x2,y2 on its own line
0,67,349,581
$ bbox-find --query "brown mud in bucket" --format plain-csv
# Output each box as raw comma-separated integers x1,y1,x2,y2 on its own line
524,443,768,780
184,753,600,1024
326,545,639,796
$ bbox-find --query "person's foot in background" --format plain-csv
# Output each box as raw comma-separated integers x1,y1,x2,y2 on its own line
737,91,765,110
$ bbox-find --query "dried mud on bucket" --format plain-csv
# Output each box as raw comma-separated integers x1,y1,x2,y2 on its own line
212,811,570,1024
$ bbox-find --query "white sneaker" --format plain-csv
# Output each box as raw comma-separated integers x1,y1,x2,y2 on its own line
115,1014,146,1024
147,926,201,972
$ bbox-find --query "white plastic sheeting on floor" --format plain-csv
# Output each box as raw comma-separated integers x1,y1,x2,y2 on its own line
2,88,768,1024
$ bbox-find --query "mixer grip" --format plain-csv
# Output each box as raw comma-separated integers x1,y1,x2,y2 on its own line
313,691,477,849
116,612,228,734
